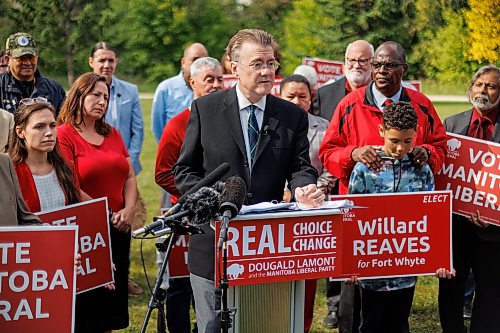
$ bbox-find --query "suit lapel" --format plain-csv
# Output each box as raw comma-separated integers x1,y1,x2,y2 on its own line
307,114,318,143
222,88,247,157
253,95,279,164
456,109,473,135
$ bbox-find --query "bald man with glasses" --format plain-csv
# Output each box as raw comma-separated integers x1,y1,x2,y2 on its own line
320,42,447,332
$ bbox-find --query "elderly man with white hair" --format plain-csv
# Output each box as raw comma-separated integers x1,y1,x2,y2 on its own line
313,40,374,121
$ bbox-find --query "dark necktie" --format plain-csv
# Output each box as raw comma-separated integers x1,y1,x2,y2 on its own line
247,105,259,163
473,118,490,140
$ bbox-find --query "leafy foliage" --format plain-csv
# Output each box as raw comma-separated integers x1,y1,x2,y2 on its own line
463,0,500,64
0,0,494,85
283,0,417,75
8,0,114,84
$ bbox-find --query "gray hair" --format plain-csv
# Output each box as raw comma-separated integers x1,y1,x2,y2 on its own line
190,57,221,78
467,64,500,97
345,40,374,61
226,29,274,63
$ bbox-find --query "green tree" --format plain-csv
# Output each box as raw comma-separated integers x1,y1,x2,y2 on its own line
8,0,113,85
282,0,417,75
0,2,15,48
112,0,237,84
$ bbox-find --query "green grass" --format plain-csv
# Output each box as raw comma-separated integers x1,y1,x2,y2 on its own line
121,100,471,332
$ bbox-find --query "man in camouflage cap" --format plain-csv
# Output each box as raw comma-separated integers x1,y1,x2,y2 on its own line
0,32,65,115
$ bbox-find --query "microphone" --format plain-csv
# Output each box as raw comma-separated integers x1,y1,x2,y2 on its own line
165,163,230,216
183,182,224,226
132,210,190,237
132,182,224,237
217,176,247,251
116,93,122,98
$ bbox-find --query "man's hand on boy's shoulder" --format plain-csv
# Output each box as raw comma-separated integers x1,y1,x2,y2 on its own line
351,145,383,172
408,146,429,168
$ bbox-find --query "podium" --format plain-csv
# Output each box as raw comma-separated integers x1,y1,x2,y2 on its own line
213,192,452,332
214,209,343,333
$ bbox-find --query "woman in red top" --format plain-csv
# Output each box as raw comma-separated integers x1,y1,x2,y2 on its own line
57,72,137,333
9,98,83,212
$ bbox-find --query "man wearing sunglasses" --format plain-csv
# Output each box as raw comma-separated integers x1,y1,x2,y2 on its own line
0,32,65,116
320,41,447,196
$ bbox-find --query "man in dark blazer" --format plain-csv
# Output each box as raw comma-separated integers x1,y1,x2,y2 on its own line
313,40,373,121
174,29,323,333
439,65,500,333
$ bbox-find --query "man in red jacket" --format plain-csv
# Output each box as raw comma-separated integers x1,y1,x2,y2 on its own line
320,41,447,195
155,57,224,201
319,41,447,333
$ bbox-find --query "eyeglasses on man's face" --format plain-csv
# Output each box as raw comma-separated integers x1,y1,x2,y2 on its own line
372,61,406,71
238,60,280,72
346,58,372,67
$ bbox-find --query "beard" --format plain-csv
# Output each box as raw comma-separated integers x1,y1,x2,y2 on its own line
345,69,371,87
470,92,500,111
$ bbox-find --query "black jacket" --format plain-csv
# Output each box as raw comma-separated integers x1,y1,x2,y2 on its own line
174,87,318,280
0,70,66,116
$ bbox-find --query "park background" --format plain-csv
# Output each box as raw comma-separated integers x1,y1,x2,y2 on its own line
1,0,498,332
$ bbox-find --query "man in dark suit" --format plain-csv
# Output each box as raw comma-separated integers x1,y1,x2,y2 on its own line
313,40,373,121
174,29,323,333
439,65,500,333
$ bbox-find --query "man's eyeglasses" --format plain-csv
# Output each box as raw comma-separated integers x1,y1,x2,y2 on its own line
346,58,372,66
0,64,7,68
19,97,49,106
238,60,280,72
372,62,406,71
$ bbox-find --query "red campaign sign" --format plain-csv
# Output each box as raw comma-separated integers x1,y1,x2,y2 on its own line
331,192,452,280
223,74,282,96
167,235,190,278
0,226,77,333
36,198,114,293
435,132,500,225
302,57,344,87
215,191,452,286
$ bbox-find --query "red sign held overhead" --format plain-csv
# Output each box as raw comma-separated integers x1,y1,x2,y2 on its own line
435,132,500,225
0,226,77,333
36,198,114,293
215,192,452,286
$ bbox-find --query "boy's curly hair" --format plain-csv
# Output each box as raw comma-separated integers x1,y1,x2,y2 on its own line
383,101,417,131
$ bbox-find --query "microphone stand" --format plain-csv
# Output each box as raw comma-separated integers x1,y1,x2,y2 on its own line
138,219,202,333
219,215,234,333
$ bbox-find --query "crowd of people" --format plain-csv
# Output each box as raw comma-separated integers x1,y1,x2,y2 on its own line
0,27,498,333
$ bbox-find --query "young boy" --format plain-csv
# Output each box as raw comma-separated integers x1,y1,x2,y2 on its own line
348,101,448,332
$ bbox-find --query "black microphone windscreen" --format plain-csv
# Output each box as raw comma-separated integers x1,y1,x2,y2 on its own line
182,182,223,226
219,176,247,218
177,163,230,205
